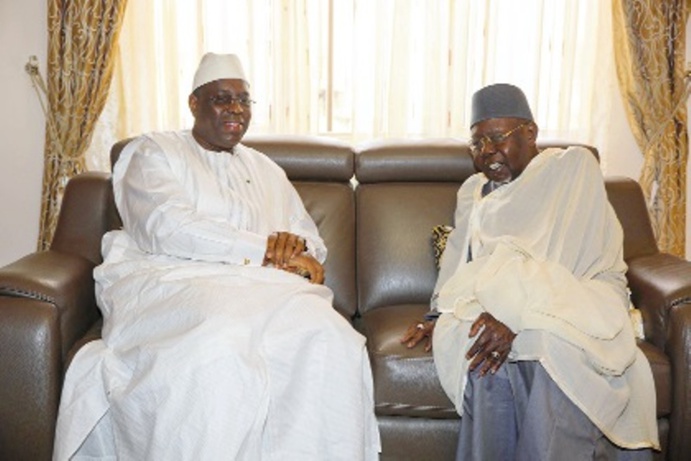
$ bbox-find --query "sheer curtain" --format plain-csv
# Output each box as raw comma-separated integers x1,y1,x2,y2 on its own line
87,0,615,171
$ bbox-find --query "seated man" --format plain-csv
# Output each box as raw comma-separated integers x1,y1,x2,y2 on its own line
53,53,380,460
402,84,659,460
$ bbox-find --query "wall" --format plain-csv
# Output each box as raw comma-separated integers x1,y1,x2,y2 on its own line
0,0,46,266
0,4,688,265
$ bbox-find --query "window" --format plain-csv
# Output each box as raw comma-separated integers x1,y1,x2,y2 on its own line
88,0,616,170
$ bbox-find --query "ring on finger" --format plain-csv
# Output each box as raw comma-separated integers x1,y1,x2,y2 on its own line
416,323,425,330
490,351,500,360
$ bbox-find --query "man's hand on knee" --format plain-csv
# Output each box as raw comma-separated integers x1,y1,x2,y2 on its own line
466,312,515,376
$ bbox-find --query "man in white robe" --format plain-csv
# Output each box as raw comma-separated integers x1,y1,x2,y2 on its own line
402,84,658,459
53,53,380,460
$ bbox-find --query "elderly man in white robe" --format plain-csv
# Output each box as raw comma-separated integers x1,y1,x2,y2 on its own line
53,53,380,461
402,84,659,460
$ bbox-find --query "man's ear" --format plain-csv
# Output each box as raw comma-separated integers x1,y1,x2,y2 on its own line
189,93,199,118
525,122,539,144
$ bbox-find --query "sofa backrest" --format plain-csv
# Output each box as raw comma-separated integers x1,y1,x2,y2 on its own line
604,176,659,260
354,139,476,314
352,140,655,316
54,136,659,320
50,173,120,266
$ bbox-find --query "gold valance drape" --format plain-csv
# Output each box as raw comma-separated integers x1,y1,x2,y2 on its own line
612,0,690,257
38,0,128,250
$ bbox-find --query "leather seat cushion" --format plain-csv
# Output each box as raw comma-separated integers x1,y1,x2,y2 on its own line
358,304,458,419
359,306,672,420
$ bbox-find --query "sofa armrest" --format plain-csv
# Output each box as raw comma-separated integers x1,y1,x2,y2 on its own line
626,252,691,460
667,302,691,461
0,250,100,461
626,253,691,349
0,250,100,359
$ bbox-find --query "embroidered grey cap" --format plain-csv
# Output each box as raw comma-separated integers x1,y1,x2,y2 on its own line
192,53,249,93
470,83,534,127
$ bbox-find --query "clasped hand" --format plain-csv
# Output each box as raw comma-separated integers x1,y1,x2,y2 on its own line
263,231,325,284
401,312,515,375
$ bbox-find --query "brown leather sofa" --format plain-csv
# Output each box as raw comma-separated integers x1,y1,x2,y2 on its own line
1,135,689,460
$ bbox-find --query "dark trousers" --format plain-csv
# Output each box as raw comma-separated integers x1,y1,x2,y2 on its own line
456,361,653,461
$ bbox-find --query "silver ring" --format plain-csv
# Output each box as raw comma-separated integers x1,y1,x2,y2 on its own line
490,351,500,360
416,323,425,330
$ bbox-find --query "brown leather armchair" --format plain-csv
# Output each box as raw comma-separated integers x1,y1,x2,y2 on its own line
0,136,689,460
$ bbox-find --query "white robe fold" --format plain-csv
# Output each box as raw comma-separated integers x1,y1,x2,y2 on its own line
53,131,380,460
432,147,659,450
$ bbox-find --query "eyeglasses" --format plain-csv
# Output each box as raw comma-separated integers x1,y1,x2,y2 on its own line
209,95,256,108
469,122,530,156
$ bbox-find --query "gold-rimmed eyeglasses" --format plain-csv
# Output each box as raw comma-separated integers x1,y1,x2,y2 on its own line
469,122,530,156
209,95,256,108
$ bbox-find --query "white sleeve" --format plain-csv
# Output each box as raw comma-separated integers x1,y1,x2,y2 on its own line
113,138,267,265
431,182,473,309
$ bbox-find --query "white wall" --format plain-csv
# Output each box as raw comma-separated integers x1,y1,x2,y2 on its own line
0,4,688,265
0,0,47,266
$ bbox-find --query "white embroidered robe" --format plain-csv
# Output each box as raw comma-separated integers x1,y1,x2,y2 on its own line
53,131,380,460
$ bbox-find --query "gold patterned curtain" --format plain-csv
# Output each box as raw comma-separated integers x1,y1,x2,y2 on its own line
38,0,128,250
612,0,690,257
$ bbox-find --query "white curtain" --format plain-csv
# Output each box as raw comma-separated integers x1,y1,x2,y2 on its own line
87,0,617,171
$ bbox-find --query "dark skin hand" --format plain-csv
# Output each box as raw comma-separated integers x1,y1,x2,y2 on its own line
264,231,306,267
466,312,515,376
263,232,325,284
401,312,515,375
283,253,325,285
400,320,436,352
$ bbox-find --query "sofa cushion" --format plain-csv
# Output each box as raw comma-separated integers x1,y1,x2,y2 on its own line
357,304,458,420
356,183,459,314
360,304,671,420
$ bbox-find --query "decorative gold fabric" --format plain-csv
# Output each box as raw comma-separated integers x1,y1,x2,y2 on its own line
432,224,454,270
38,0,128,250
612,0,690,257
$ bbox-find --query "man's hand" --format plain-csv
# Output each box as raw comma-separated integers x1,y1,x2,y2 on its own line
466,312,515,376
284,253,325,284
400,320,435,352
263,232,307,268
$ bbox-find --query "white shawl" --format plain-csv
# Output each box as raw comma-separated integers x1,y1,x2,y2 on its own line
432,147,659,449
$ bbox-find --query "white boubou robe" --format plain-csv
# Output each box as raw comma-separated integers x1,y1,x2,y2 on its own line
53,130,380,460
432,147,659,450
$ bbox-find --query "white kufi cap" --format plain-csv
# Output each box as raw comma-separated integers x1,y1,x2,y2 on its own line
192,52,249,93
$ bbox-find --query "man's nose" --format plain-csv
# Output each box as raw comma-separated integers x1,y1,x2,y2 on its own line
478,139,497,157
227,100,245,113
